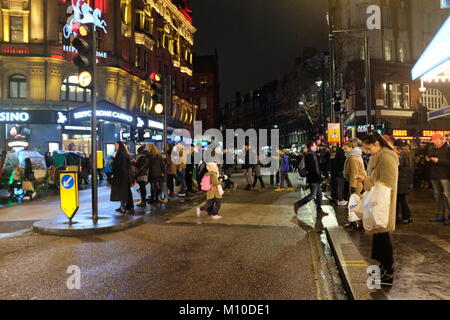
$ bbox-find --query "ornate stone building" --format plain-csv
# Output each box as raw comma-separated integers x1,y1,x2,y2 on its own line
0,0,197,153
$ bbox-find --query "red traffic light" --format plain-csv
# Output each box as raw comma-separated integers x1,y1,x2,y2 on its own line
150,72,162,82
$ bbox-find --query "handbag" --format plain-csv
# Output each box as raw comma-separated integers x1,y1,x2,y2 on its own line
361,183,391,231
348,193,362,222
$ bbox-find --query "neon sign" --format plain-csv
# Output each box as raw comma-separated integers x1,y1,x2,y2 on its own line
0,112,30,122
63,0,107,39
73,110,134,124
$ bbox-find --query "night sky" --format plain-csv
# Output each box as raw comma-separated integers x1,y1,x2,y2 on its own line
192,0,329,105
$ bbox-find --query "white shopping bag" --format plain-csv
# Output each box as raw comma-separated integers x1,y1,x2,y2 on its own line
348,193,362,222
362,183,391,231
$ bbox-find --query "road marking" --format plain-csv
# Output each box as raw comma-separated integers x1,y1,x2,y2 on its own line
421,235,450,253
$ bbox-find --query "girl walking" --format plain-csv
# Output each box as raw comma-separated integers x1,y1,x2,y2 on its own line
110,141,134,215
196,163,224,220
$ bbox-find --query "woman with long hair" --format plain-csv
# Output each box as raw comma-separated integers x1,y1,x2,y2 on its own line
110,141,134,214
147,144,164,203
355,133,399,286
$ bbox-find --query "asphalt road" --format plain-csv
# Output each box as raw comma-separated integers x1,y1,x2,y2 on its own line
0,173,346,300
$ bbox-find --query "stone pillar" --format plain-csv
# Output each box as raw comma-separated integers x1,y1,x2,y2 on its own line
29,63,46,100
47,63,63,101
46,0,58,42
2,9,10,42
23,11,30,43
115,77,125,106
30,0,44,42
105,71,118,103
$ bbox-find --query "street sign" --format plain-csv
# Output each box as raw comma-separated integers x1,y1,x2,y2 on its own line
328,123,341,144
60,171,79,222
97,151,103,169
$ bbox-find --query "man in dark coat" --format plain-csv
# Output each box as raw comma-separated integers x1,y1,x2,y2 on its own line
294,141,326,216
110,142,134,214
426,134,450,224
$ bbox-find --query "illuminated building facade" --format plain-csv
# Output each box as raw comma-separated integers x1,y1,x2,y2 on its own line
0,0,197,154
330,0,450,138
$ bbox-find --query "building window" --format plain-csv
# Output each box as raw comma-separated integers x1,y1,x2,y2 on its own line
9,74,27,99
60,75,91,102
398,8,408,31
383,83,410,109
383,7,392,28
384,40,393,61
399,41,408,62
10,16,24,43
420,88,448,110
200,78,208,88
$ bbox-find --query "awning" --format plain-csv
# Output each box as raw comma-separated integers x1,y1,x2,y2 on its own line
412,15,450,81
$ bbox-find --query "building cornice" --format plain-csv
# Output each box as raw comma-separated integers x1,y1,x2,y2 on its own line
146,0,196,45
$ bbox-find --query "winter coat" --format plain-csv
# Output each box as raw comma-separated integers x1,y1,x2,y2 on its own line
135,151,150,182
110,149,132,202
427,142,450,179
166,154,177,175
344,149,366,195
205,171,223,200
280,154,290,172
305,150,321,184
334,148,346,178
148,153,164,182
397,150,412,195
363,147,399,235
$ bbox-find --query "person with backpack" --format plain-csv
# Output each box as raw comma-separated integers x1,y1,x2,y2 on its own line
196,163,225,220
294,141,326,216
135,146,150,208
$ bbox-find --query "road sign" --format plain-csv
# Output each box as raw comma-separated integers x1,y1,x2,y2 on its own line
60,171,79,221
328,123,341,144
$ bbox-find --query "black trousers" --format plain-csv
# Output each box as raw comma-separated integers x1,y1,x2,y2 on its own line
138,181,147,201
204,198,221,215
372,233,394,274
253,176,265,188
270,172,280,185
396,194,411,220
167,174,176,194
186,168,194,192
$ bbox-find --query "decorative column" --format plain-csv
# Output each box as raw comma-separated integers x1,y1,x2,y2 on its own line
2,9,10,42
29,63,46,100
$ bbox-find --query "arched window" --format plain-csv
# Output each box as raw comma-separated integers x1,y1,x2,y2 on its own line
60,75,91,102
420,88,448,110
9,74,27,99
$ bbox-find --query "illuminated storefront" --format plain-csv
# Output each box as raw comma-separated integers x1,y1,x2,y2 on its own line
412,16,450,122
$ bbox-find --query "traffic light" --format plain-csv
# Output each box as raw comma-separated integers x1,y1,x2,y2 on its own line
150,72,164,114
72,24,94,88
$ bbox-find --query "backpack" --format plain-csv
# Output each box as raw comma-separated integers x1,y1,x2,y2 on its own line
299,156,308,178
197,163,208,182
200,175,212,191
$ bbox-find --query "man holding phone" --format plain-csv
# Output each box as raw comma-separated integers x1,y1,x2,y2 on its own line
426,133,450,225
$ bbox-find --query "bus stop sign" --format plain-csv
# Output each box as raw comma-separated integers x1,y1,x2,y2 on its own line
60,171,79,221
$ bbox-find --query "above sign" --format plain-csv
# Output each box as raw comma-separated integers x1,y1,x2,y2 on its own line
59,171,79,221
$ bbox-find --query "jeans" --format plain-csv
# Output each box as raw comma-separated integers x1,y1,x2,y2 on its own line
177,169,187,194
295,183,322,212
430,179,450,217
280,172,292,188
244,168,253,186
372,233,394,274
396,194,411,220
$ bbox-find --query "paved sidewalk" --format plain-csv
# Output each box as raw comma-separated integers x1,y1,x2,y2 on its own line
328,189,450,300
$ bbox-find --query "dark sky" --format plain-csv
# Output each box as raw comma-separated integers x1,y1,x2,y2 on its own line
192,0,329,105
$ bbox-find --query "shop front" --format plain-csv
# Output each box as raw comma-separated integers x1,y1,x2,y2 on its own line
412,15,450,123
0,110,66,153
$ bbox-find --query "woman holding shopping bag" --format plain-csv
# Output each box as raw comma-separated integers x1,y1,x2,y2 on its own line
355,133,399,286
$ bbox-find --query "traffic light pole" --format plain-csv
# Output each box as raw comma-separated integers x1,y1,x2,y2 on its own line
91,24,98,223
162,75,170,199
364,35,372,133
